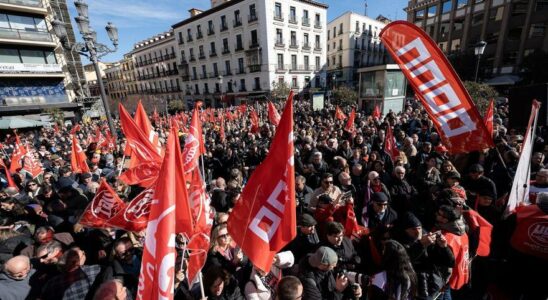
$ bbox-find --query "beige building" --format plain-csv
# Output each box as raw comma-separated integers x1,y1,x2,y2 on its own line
0,0,86,118
83,62,114,97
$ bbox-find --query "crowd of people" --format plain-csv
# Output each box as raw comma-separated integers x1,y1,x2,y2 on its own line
0,98,547,300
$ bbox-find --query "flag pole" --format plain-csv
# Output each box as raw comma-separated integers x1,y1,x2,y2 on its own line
198,271,206,299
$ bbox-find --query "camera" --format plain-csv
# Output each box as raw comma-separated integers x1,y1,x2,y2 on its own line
346,271,368,286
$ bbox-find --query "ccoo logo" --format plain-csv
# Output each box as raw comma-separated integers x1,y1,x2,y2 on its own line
528,221,548,247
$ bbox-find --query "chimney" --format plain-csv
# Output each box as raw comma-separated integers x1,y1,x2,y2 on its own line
189,8,203,17
211,0,230,8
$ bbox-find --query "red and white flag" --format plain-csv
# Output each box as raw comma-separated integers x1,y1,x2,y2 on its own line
504,100,541,218
227,91,296,273
108,188,155,232
181,108,206,174
137,126,193,300
71,135,90,174
384,125,400,161
22,147,42,179
484,99,494,138
9,133,27,173
267,101,281,126
335,106,347,120
344,108,356,132
79,179,126,228
380,21,494,154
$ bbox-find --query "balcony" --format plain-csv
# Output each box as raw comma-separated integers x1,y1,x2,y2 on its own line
196,32,203,39
208,27,215,36
248,14,258,23
274,12,284,22
275,39,285,47
239,86,247,92
314,43,322,51
275,64,287,72
248,64,261,73
187,35,193,42
189,55,196,62
222,47,230,55
249,40,260,49
208,72,219,78
178,39,184,45
200,74,207,79
0,0,46,14
289,41,299,49
302,42,311,50
236,68,246,75
198,53,206,60
0,28,53,44
314,21,322,29
233,17,242,27
253,85,262,91
209,50,217,57
302,17,310,27
182,75,191,81
223,69,232,76
290,65,313,73
220,24,228,32
235,43,244,51
289,15,297,24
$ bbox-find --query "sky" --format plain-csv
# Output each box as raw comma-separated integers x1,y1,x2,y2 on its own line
69,0,409,63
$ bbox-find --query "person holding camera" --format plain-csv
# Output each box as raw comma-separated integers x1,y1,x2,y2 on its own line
321,222,360,272
298,246,362,300
396,212,455,300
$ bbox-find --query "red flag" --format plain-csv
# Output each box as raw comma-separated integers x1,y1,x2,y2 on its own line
250,110,260,134
384,125,400,161
128,101,162,167
372,105,381,119
152,106,160,124
186,233,210,285
484,99,494,138
344,108,356,132
182,108,205,174
53,123,59,134
267,101,281,126
70,124,81,135
22,147,43,179
79,180,126,228
219,115,226,142
335,106,347,120
344,203,366,237
108,188,155,232
463,209,492,257
0,159,17,190
380,21,494,154
119,162,161,188
71,136,90,174
137,125,193,300
227,91,296,273
9,134,27,173
238,103,247,114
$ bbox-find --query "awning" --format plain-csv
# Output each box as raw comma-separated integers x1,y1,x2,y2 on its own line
0,117,50,129
485,75,521,86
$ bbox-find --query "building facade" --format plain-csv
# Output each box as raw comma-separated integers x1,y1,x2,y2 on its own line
404,0,548,83
104,62,125,110
326,12,389,87
172,0,328,107
0,0,86,118
83,61,113,97
127,30,184,110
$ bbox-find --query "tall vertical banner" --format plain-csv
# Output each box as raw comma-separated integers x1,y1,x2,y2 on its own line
228,91,296,273
504,100,541,218
380,21,494,154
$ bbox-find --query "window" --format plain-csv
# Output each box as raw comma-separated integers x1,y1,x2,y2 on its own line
356,21,360,32
291,77,297,88
213,63,218,76
254,77,261,90
290,6,296,22
333,27,336,37
238,58,244,73
240,79,246,91
236,34,243,49
315,35,320,48
197,25,202,37
303,9,309,25
291,31,297,46
225,60,231,75
441,1,452,13
199,45,204,57
201,65,207,77
530,24,546,37
315,13,321,27
192,67,197,79
315,56,320,70
234,10,241,26
0,48,21,63
249,4,256,19
223,38,229,52
210,42,216,55
304,55,309,70
276,29,283,44
275,2,282,19
221,15,227,29
291,55,297,69
20,49,45,63
327,30,330,40
456,0,468,9
251,30,258,45
339,23,343,34
338,55,342,66
204,83,209,94
427,6,437,17
208,20,214,34
303,33,309,47
277,54,284,69
472,13,484,26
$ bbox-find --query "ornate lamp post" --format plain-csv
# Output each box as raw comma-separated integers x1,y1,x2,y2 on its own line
51,0,118,137
474,40,487,83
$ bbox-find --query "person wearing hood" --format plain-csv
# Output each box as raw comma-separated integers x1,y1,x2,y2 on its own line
244,251,294,300
0,255,36,300
433,205,469,297
396,212,455,300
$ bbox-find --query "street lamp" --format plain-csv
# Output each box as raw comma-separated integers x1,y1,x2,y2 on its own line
50,0,118,138
217,75,224,107
332,73,337,89
474,40,487,82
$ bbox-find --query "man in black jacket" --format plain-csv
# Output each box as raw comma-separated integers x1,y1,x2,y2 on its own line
396,212,455,300
362,192,398,231
321,222,360,271
100,237,141,298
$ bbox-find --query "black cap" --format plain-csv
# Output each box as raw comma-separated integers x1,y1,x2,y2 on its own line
299,214,317,227
371,192,389,203
400,212,422,229
469,164,484,173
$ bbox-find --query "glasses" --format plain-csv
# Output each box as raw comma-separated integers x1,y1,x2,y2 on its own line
218,233,229,239
374,202,388,207
323,180,333,184
38,251,50,260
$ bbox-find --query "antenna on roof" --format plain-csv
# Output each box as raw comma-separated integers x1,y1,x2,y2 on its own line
364,0,368,16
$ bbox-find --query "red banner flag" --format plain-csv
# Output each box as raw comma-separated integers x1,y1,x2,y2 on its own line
70,124,81,135
71,136,90,174
135,101,161,153
344,108,356,132
186,233,210,286
380,21,494,154
0,159,17,190
227,91,296,273
250,109,260,134
384,125,400,161
484,99,494,138
9,134,27,173
219,115,226,142
463,209,493,257
79,180,126,228
108,188,155,232
372,105,381,119
181,108,205,174
22,146,43,179
335,106,347,120
267,101,281,126
137,125,193,300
